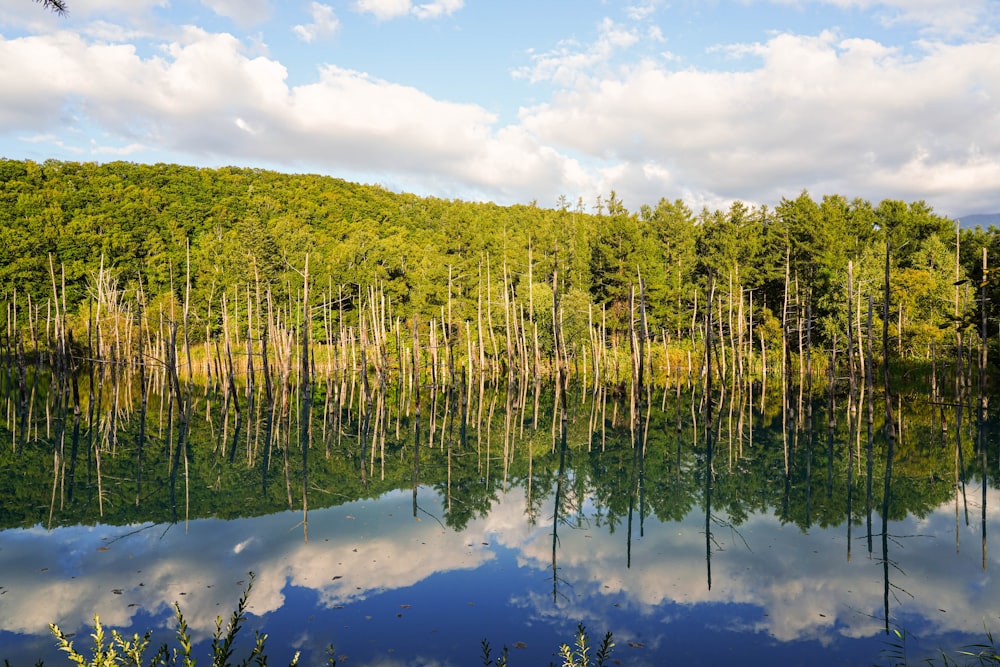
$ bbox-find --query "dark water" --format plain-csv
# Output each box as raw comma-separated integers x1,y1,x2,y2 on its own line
0,373,997,666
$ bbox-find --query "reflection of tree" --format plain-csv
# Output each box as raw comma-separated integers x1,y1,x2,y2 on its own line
435,460,501,531
0,377,990,533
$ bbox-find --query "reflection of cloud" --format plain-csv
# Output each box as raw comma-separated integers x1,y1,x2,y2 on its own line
504,487,1000,644
3,484,1000,661
0,492,492,641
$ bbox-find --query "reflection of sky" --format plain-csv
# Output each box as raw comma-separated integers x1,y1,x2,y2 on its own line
503,486,1000,642
2,486,999,665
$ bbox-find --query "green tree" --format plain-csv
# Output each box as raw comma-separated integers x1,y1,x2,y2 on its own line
640,198,698,338
589,191,663,329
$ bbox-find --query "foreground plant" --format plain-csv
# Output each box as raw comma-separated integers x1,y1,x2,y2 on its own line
480,638,509,667
950,625,1000,666
880,622,1000,667
480,623,614,667
49,618,166,667
48,572,302,667
555,624,615,667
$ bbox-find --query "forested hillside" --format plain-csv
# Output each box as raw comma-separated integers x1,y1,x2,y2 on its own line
0,158,995,361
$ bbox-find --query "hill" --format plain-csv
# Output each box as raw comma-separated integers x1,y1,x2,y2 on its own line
0,158,990,354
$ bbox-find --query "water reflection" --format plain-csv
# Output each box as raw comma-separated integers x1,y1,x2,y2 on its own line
0,373,997,665
3,483,999,665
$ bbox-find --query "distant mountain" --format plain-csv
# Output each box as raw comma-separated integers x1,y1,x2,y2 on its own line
957,213,1000,229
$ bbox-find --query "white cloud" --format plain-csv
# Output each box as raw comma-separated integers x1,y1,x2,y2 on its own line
412,0,464,20
6,0,172,29
626,0,664,21
18,132,85,153
201,0,271,27
293,2,339,42
519,30,1000,213
72,0,170,14
2,2,998,214
647,25,665,42
18,133,59,144
513,18,642,87
0,26,584,202
284,64,497,164
765,0,995,37
78,19,153,42
453,124,592,202
90,139,147,154
234,116,258,134
352,0,463,21
353,0,413,21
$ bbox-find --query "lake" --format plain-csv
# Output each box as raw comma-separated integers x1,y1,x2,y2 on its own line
0,370,997,666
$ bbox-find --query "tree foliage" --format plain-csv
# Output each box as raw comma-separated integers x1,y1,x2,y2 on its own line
0,158,979,358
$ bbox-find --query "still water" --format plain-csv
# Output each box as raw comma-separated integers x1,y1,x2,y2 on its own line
0,375,997,666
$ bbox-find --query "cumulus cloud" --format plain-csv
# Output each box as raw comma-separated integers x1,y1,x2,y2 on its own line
282,64,497,167
0,25,590,204
518,29,1000,213
2,1,999,214
292,2,338,42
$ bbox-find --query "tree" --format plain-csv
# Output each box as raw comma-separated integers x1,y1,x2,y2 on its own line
640,198,698,337
34,0,67,14
589,191,657,328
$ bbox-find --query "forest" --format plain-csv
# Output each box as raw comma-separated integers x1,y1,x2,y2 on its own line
0,157,997,378
2,158,998,667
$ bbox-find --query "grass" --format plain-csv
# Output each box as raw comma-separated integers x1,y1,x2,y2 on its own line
880,623,1000,667
480,624,614,667
44,573,307,667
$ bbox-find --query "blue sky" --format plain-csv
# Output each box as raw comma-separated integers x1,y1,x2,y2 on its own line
1,0,998,217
